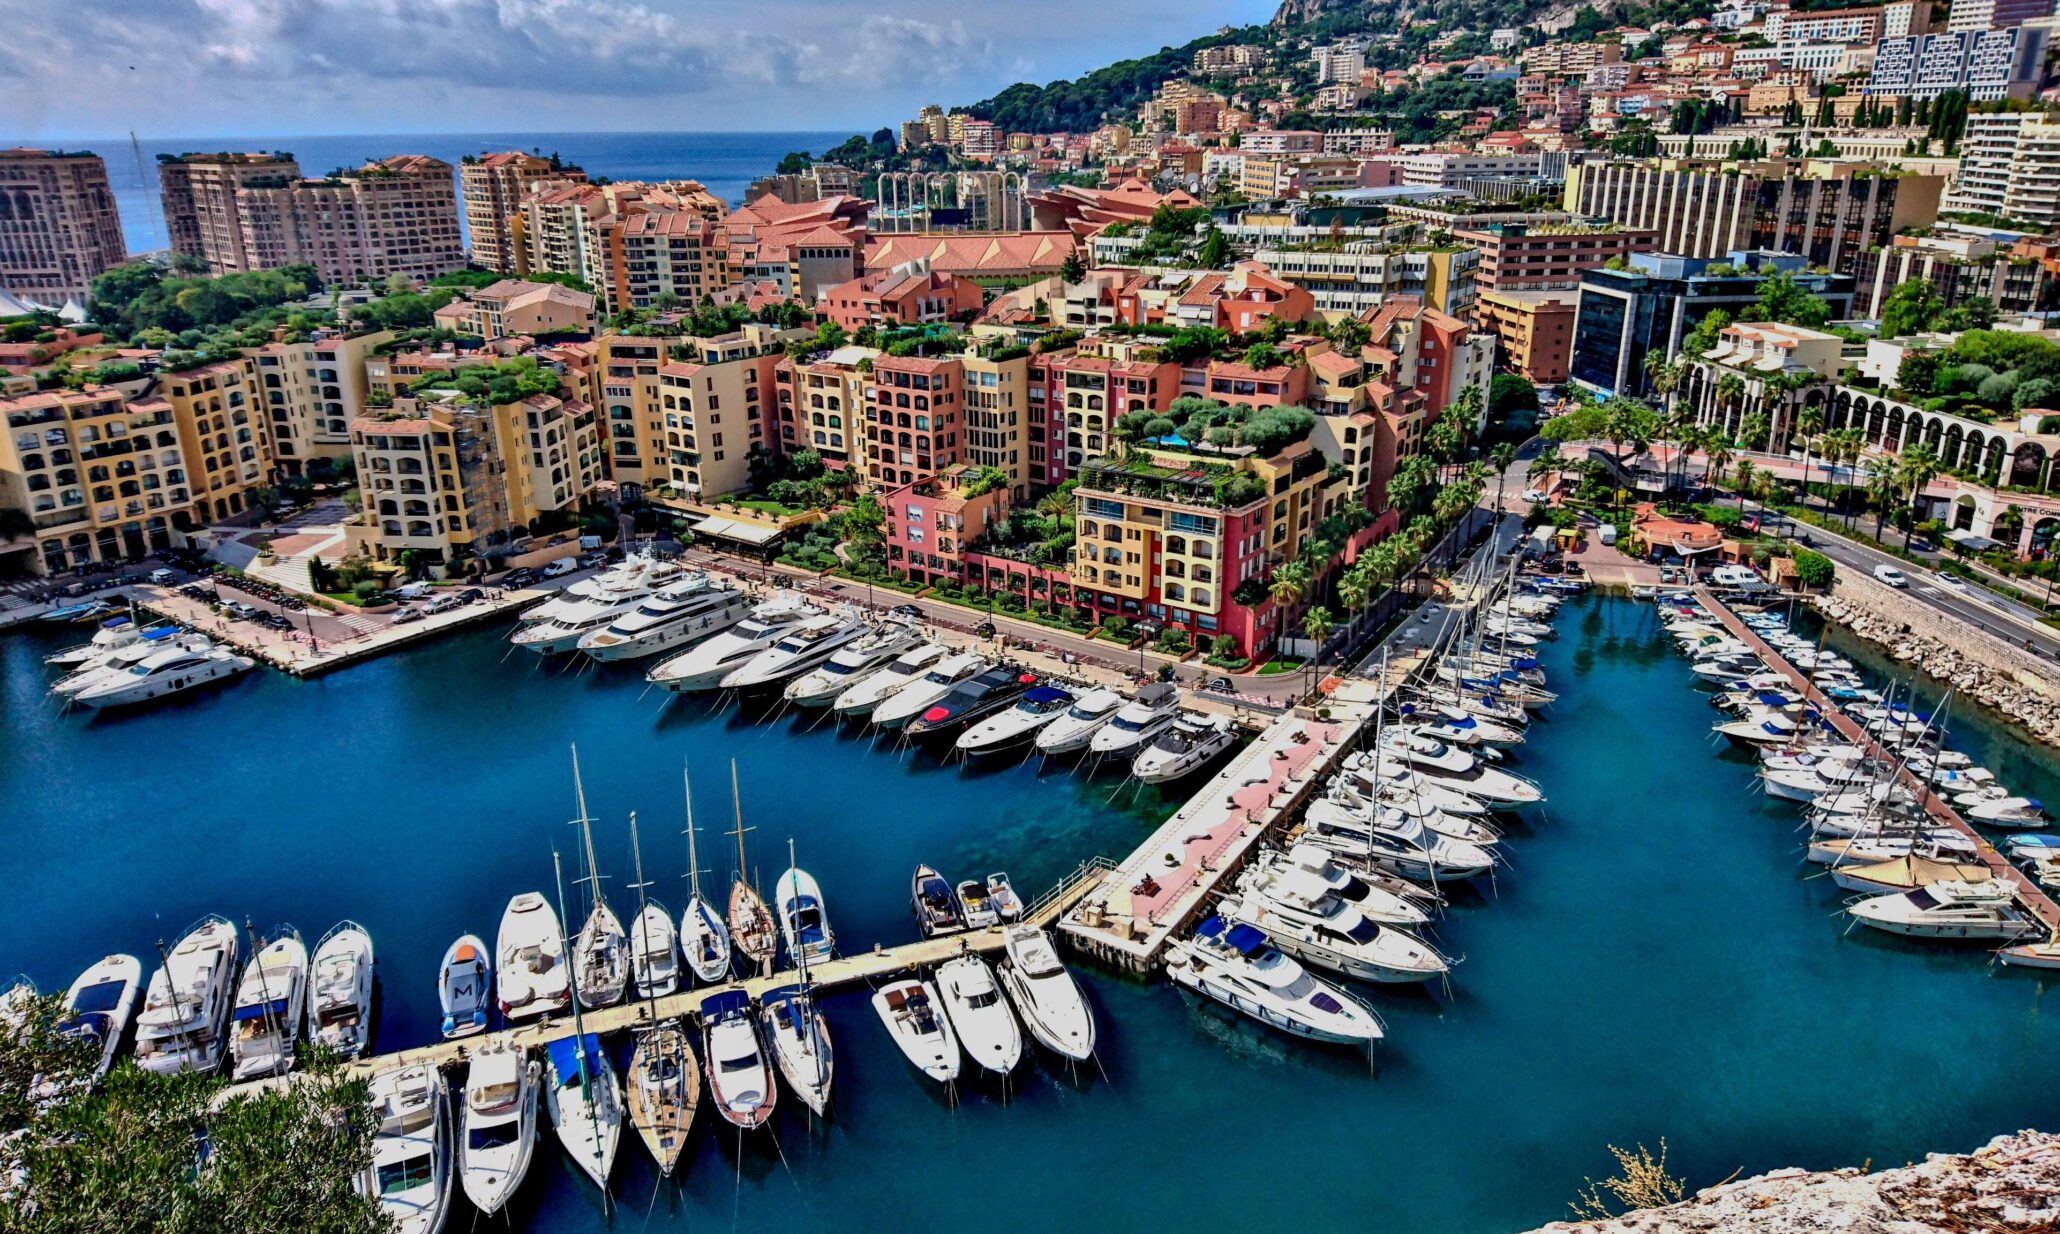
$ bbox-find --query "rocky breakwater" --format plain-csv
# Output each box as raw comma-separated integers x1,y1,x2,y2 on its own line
1813,571,2060,750
1524,1130,2060,1233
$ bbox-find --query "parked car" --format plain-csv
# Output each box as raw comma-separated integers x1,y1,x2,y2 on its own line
889,604,923,619
422,594,463,614
1934,573,1968,593
1873,563,1909,588
500,567,538,587
147,568,177,585
542,558,578,578
1521,488,1547,503
390,607,425,624
260,612,293,630
457,588,485,604
1207,675,1237,693
227,602,262,620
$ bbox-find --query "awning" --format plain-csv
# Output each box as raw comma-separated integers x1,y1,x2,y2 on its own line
694,515,784,546
232,999,290,1022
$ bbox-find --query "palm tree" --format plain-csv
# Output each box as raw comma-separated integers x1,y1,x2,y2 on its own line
1715,373,1747,441
1705,436,1735,492
1866,462,1903,544
1036,490,1071,524
1268,560,1310,612
1489,442,1517,510
1795,405,1825,513
1337,562,1374,616
1735,458,1757,512
1301,605,1335,661
1898,446,1942,552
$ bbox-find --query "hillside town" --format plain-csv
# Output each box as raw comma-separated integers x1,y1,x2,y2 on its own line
4,0,2060,669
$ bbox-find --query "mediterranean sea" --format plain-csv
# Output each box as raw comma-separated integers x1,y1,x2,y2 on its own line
79,131,863,256
3,595,2057,1233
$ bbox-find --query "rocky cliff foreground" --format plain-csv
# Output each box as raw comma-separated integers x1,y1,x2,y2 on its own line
1524,1131,2060,1233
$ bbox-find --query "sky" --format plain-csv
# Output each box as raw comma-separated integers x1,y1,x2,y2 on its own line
1,0,1280,142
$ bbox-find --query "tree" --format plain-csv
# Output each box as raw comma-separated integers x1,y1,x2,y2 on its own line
1866,458,1904,542
1301,606,1335,670
1750,272,1831,329
1268,560,1311,612
1792,548,1835,588
1198,226,1230,269
1058,251,1086,283
1734,458,1757,512
1795,404,1826,508
1897,445,1942,552
1489,442,1517,510
1880,279,1944,339
842,492,888,572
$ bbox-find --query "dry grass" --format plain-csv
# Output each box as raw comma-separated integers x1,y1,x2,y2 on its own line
1569,1139,1688,1223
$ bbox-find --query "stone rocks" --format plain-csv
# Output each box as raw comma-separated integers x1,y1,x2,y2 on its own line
1522,1129,2060,1233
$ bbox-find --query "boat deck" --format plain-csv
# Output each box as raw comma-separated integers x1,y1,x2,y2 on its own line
1695,588,2060,938
215,861,1108,1101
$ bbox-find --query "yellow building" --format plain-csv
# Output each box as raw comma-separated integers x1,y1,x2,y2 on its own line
249,329,393,475
651,323,803,499
960,349,1035,500
0,386,197,574
150,358,273,524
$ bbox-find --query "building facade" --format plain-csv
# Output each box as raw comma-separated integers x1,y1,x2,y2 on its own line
460,151,585,273
0,149,126,305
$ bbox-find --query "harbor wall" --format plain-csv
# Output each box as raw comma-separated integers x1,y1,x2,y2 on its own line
1812,570,2060,749
1516,1128,2058,1234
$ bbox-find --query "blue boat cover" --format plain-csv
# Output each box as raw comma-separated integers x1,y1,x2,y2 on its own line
1223,923,1269,955
232,999,290,1023
1513,656,1540,670
99,616,131,629
1024,685,1071,703
1755,692,1790,706
546,1032,602,1080
1194,915,1226,940
1448,714,1476,729
700,989,751,1019
142,626,180,642
1397,703,1417,717
760,983,801,1003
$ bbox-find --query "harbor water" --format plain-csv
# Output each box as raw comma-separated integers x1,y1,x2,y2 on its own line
4,595,2057,1233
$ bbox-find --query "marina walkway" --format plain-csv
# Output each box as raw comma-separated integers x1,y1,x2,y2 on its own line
1695,589,2060,938
218,861,1110,1100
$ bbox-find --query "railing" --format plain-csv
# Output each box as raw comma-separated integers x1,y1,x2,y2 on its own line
1025,856,1118,925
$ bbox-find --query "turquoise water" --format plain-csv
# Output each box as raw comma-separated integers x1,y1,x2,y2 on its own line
3,597,2057,1233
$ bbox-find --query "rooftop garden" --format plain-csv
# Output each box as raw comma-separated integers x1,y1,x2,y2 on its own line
1878,328,2060,423
968,482,1078,566
1113,394,1318,455
410,355,561,405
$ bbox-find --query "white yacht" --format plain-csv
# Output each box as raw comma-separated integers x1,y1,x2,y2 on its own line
935,955,1022,1076
544,1033,622,1191
1268,841,1444,918
699,991,776,1129
229,926,308,1082
871,978,961,1084
1403,702,1526,748
630,902,680,1000
45,615,150,667
1845,880,2037,940
1088,682,1181,757
830,642,950,717
50,629,187,697
1249,847,1430,928
760,985,834,1115
722,608,872,690
996,925,1095,1062
573,901,629,1012
1967,796,2049,828
495,893,571,1021
774,866,835,967
1374,730,1543,808
309,921,375,1059
362,1064,452,1234
52,954,142,1087
783,621,924,707
437,935,491,1040
871,650,988,729
1133,712,1238,783
647,593,819,692
1341,753,1493,818
517,555,678,625
1033,687,1127,755
134,915,240,1076
1304,799,1498,882
957,684,1075,756
1228,873,1448,984
1164,916,1384,1047
511,566,672,655
577,576,749,662
73,644,253,709
458,1042,538,1216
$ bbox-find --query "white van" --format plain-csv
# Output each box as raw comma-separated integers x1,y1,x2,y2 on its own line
1873,563,1908,588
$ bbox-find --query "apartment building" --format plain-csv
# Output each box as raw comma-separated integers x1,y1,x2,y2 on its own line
959,350,1036,500
1313,43,1367,83
151,359,274,525
158,152,301,275
1252,243,1478,315
1240,131,1323,155
1767,1,1932,42
1475,289,1578,383
431,279,596,340
0,149,126,305
864,355,967,490
1564,158,1945,266
817,262,983,332
0,386,198,574
1851,229,2060,316
775,346,872,473
1453,221,1657,292
513,180,730,312
460,151,585,273
1192,44,1267,75
1393,151,1543,189
1866,25,2051,99
1948,0,2056,29
589,334,674,489
249,329,392,474
1942,112,2060,225
651,325,792,498
1036,342,1181,483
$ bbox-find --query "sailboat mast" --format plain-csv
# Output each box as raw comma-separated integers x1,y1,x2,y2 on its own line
551,849,598,1114
683,762,703,899
571,745,603,915
628,810,664,1036
730,759,750,887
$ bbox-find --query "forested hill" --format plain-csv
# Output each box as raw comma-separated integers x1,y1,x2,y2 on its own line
961,27,1267,133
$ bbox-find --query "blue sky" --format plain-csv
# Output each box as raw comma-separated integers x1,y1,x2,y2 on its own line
2,0,1279,142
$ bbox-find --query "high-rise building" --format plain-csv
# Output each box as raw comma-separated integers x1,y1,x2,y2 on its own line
161,153,464,282
1865,24,2050,98
159,152,304,274
460,151,585,273
1942,112,2060,225
1949,0,2055,31
511,180,731,313
0,148,126,305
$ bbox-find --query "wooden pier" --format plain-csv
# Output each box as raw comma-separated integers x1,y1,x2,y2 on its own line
1696,588,2060,938
218,861,1110,1100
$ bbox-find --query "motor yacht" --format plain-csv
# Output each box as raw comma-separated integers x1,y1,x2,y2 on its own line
626,1021,698,1176
1375,730,1543,808
1163,916,1384,1047
774,866,835,967
309,921,375,1059
871,978,961,1084
134,915,240,1076
229,926,308,1082
45,615,150,667
1087,682,1181,757
510,568,669,655
956,685,1075,755
905,664,1036,741
830,642,949,717
576,576,748,662
438,935,491,1039
760,985,833,1115
73,644,253,709
783,621,924,706
1334,769,1497,831
957,879,1001,929
496,893,571,1021
516,555,674,625
1133,712,1239,783
646,593,819,692
630,902,680,1000
48,627,196,697
1845,880,2036,940
935,955,1021,1076
1401,702,1525,748
871,651,989,730
1966,796,2048,828
721,608,872,691
1033,687,1128,755
543,1033,621,1190
987,873,1024,921
1227,873,1448,984
996,925,1095,1062
362,1064,451,1234
699,991,776,1129
912,866,962,937
50,954,142,1088
1340,753,1493,817
1249,847,1431,928
458,1042,538,1216
1760,755,1875,803
1304,799,1498,882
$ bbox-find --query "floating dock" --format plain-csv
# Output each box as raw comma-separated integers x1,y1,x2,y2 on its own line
1696,588,2060,937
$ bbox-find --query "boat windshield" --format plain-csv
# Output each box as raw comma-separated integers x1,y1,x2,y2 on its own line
1340,916,1380,944
71,979,126,1014
467,1121,522,1151
377,1153,435,1196
922,667,963,684
1068,700,1113,719
719,1051,759,1073
1110,713,1155,731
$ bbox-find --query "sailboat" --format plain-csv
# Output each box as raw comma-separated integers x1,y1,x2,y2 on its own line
625,809,699,1176
724,761,778,974
568,748,629,1010
678,764,732,985
761,837,834,1115
546,851,622,1192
